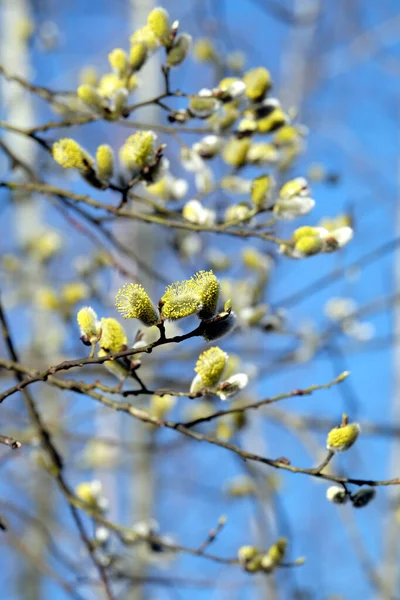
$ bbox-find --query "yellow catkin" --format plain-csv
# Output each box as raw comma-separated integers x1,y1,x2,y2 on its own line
115,283,159,326
52,139,86,169
119,131,156,170
99,318,128,352
191,270,219,320
96,145,114,181
195,346,227,387
160,279,201,320
77,306,99,338
243,67,272,101
326,422,360,452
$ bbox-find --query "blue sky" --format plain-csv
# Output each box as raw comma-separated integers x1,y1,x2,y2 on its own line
2,1,400,599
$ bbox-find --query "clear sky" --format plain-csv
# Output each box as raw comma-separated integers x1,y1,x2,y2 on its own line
2,1,400,599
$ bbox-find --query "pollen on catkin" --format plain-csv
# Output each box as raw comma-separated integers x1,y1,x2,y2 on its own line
160,279,201,320
77,306,99,340
115,283,159,326
191,270,219,320
326,420,360,452
119,131,156,171
52,139,87,169
195,346,228,388
99,317,128,352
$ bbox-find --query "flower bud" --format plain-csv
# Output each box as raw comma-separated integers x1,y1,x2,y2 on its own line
243,67,272,101
222,138,250,167
238,545,259,564
257,107,288,134
147,7,171,45
209,107,239,132
111,88,129,116
52,138,89,170
326,226,354,250
129,42,148,71
119,131,157,172
160,279,201,320
193,38,217,62
77,84,104,111
188,89,219,119
216,77,246,102
189,373,204,395
217,373,248,400
247,142,279,165
202,310,237,341
326,417,360,452
115,283,159,326
147,174,188,201
237,117,257,135
195,346,228,388
193,135,222,159
77,306,100,342
97,73,125,99
260,538,287,573
130,25,159,52
189,270,219,320
294,235,323,258
238,546,263,573
279,177,309,200
182,199,215,225
351,487,376,508
251,174,274,207
167,33,192,67
274,124,306,146
326,485,347,504
293,226,319,242
274,177,315,220
224,203,252,224
76,480,108,512
108,48,129,77
96,145,114,182
99,317,128,352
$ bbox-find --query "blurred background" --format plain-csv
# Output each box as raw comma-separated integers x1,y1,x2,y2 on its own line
1,0,400,599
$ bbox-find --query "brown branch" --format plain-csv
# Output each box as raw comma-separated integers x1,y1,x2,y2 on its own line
0,180,282,244
182,371,349,428
0,323,204,404
0,434,21,449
